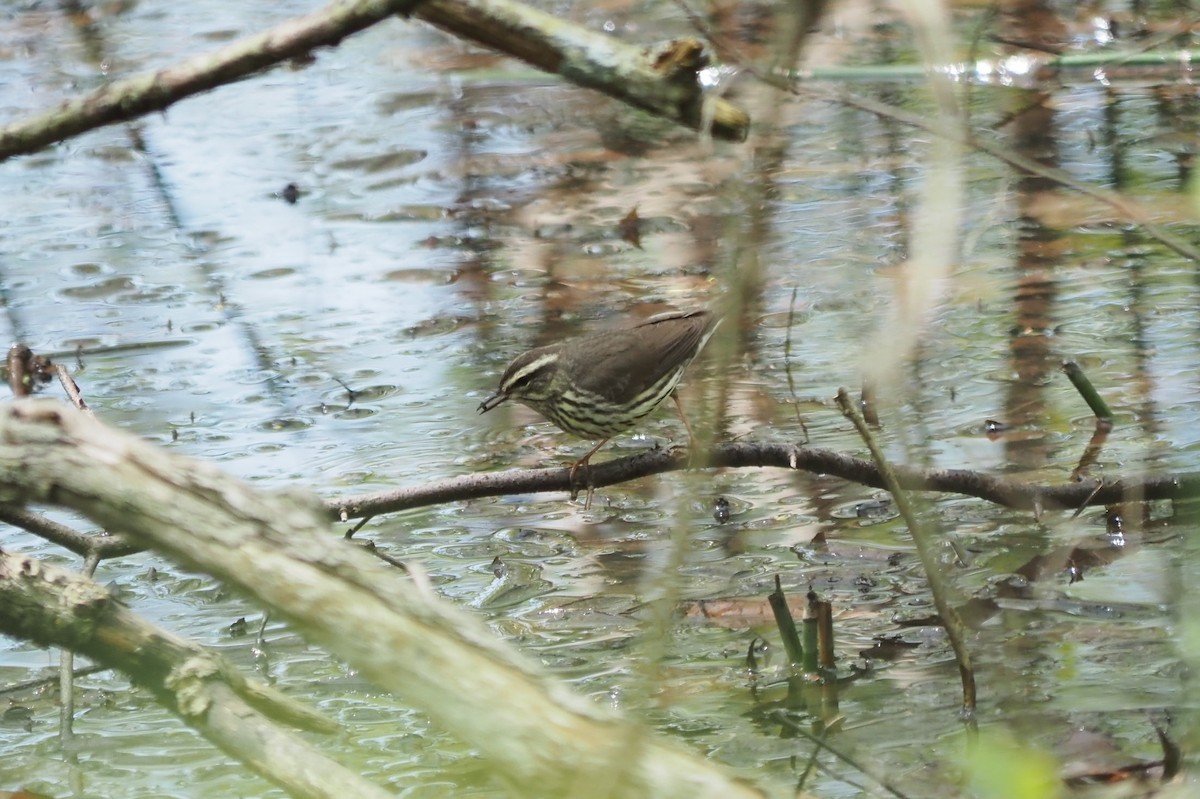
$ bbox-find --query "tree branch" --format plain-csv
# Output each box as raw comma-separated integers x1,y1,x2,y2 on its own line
0,0,423,161
416,0,749,140
0,0,748,163
0,399,761,799
327,440,1196,520
0,548,376,799
0,504,141,559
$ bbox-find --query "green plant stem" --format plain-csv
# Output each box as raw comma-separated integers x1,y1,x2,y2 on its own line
768,576,805,667
835,388,977,717
802,606,819,675
1062,361,1114,422
815,596,836,672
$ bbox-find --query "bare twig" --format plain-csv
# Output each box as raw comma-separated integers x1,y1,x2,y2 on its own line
59,550,100,747
815,88,1200,264
836,388,976,717
673,5,1200,264
0,505,141,559
326,439,1200,519
55,363,93,416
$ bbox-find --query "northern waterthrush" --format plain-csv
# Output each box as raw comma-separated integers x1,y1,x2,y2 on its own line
478,309,719,501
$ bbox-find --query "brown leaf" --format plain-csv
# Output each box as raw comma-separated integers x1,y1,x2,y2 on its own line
618,206,641,249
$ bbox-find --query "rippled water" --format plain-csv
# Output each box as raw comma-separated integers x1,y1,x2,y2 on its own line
1,1,1197,796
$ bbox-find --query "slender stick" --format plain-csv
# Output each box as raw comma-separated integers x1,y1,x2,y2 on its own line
774,711,915,799
835,388,976,718
59,551,101,748
55,363,94,417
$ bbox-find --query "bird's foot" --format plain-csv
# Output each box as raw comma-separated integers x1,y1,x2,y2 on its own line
567,456,597,510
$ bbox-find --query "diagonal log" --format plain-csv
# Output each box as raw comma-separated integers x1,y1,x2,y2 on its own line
0,548,372,799
0,0,748,162
0,399,762,799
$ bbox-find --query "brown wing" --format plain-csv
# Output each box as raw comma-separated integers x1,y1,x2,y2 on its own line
572,310,716,402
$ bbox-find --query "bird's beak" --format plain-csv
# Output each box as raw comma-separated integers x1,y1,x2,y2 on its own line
478,392,506,414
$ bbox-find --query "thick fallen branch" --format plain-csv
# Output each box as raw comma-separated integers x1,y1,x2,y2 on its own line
416,0,749,140
0,399,762,799
0,0,748,162
0,0,421,161
0,548,374,799
327,440,1198,520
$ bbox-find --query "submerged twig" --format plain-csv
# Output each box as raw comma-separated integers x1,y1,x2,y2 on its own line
59,550,101,748
774,711,915,799
1072,424,1112,483
0,664,107,697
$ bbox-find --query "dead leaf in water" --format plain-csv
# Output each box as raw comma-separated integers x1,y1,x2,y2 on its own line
618,206,642,249
681,595,806,628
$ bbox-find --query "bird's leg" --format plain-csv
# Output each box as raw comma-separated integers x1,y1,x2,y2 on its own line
671,392,701,464
569,437,609,509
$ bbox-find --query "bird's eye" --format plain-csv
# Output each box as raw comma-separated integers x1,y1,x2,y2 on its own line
505,373,533,392
501,353,558,393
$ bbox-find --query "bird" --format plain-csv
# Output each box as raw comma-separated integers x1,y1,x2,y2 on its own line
478,309,720,506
